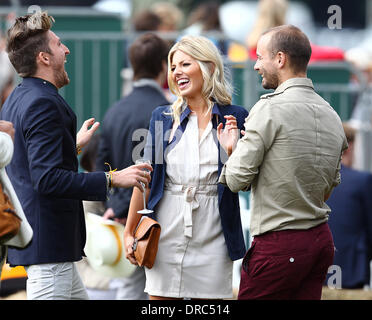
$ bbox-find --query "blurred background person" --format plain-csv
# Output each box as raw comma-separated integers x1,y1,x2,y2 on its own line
122,8,166,96
326,123,372,289
75,134,119,300
132,9,162,32
182,1,228,56
151,2,185,98
0,34,16,108
151,1,184,33
345,46,372,173
246,0,344,63
246,0,288,60
96,32,170,300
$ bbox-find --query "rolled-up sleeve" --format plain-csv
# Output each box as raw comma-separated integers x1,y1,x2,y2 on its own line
219,100,278,193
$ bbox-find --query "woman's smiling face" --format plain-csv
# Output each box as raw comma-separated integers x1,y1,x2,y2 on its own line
170,50,204,100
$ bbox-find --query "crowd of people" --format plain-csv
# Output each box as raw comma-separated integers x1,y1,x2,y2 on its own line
0,0,371,301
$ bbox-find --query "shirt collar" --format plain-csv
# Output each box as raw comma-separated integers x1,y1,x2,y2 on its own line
261,77,314,99
179,102,191,124
22,77,58,93
133,78,164,96
179,102,222,124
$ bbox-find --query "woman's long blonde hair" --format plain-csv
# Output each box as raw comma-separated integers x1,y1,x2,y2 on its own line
167,35,232,125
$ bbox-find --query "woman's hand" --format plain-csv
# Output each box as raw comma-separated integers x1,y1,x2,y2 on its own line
217,115,242,156
124,234,139,265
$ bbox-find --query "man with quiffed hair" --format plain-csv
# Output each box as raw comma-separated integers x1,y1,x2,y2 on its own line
0,11,151,300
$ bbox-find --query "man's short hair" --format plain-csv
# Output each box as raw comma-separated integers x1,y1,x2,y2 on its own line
129,33,169,80
264,24,312,74
6,11,54,77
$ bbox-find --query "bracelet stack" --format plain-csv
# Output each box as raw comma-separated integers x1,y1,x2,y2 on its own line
104,162,116,192
105,172,112,190
76,143,82,155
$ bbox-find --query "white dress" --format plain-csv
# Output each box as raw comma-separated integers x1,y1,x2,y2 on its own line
144,114,233,299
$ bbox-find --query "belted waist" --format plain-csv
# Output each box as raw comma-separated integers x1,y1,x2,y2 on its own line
164,181,217,238
164,182,217,195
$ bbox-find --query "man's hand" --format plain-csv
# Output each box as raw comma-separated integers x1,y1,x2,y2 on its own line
111,162,152,191
0,120,15,141
76,118,100,148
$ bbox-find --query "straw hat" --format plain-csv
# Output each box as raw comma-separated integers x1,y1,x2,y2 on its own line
84,212,136,278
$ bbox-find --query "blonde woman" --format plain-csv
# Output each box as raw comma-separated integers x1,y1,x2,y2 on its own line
124,35,248,300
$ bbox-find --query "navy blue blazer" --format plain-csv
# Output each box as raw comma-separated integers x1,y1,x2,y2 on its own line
326,164,372,288
144,103,248,261
0,77,107,266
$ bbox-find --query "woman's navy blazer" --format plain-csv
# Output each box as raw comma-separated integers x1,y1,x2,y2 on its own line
144,103,248,261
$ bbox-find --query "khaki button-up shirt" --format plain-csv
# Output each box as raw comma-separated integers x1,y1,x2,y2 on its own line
219,78,348,236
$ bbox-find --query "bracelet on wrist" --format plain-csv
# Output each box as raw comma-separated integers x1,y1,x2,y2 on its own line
104,162,117,190
76,143,82,155
105,172,111,190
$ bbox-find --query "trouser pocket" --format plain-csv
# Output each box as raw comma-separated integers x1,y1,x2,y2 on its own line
242,241,256,273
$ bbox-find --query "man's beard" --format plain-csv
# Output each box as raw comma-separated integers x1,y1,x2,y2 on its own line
53,68,69,89
261,68,279,90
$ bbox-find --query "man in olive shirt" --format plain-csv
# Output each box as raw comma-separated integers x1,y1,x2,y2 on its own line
219,25,348,299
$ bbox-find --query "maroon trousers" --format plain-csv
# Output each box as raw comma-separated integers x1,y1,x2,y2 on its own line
238,222,334,300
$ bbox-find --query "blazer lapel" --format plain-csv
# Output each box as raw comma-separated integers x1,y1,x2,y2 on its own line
160,110,174,158
211,104,229,204
212,104,240,204
163,106,191,155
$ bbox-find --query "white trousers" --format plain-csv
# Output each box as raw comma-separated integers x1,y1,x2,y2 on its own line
26,262,89,300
